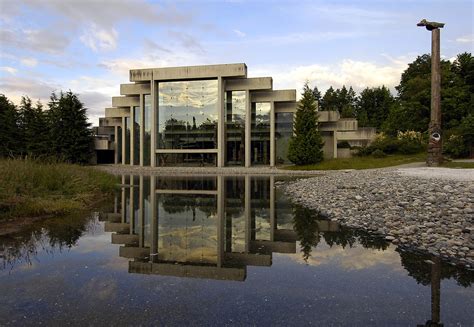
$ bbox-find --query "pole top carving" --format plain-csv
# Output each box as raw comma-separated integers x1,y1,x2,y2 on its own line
417,19,445,31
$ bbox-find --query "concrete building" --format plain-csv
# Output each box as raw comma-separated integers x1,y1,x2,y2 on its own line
94,63,375,166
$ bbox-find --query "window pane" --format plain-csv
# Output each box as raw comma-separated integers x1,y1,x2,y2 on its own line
251,102,270,165
275,112,293,164
125,117,130,164
144,95,151,166
133,106,140,165
225,91,246,165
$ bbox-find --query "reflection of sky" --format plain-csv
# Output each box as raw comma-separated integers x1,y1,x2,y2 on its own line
158,80,218,133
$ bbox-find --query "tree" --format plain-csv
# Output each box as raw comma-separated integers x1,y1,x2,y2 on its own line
18,96,50,158
0,94,20,157
312,86,322,108
321,86,337,111
48,91,93,164
288,83,324,165
356,86,394,130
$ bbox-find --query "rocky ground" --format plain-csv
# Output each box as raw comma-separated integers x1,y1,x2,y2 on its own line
282,168,474,269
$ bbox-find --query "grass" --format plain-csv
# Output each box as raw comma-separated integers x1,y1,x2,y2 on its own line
0,159,118,220
441,161,474,169
283,153,427,170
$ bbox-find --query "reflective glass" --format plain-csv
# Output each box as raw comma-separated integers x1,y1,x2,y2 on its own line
158,80,218,150
117,126,122,164
275,112,293,164
225,91,246,165
143,95,151,166
133,106,140,165
124,117,130,164
251,102,271,165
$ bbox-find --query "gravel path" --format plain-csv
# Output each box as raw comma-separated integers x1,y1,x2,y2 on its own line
282,168,474,268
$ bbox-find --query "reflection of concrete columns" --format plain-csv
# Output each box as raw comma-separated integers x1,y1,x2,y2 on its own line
333,131,338,159
130,106,134,166
217,77,225,167
245,90,251,168
244,175,251,252
139,175,144,247
129,175,134,235
150,176,157,261
151,79,157,167
140,94,144,167
431,257,441,325
270,102,275,167
270,176,275,241
121,175,126,223
114,125,118,164
121,117,126,165
217,176,225,266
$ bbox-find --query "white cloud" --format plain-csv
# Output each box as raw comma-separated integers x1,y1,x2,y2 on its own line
456,34,473,44
80,24,118,52
20,57,38,67
233,29,246,37
0,66,18,75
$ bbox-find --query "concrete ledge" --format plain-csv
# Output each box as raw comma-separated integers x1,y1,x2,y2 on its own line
250,240,296,254
224,253,272,266
94,139,111,150
317,220,340,232
119,246,149,259
120,83,151,95
274,229,297,242
275,102,297,113
251,90,296,102
99,117,122,127
104,222,130,233
106,213,122,222
318,111,341,122
112,234,139,245
129,261,247,281
111,96,139,107
105,107,130,118
129,69,153,82
225,77,272,91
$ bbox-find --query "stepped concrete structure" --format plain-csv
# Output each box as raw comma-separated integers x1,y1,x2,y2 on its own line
94,63,375,166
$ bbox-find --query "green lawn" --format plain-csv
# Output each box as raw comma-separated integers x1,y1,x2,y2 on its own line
282,153,427,170
0,159,118,220
441,161,474,169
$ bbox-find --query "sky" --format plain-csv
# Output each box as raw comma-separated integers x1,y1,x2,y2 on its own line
0,0,473,125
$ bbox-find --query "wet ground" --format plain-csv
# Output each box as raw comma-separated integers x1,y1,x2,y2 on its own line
0,174,473,326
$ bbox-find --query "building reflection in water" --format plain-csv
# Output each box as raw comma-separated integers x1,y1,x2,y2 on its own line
103,175,342,281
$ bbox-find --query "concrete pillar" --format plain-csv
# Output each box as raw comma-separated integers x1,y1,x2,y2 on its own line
121,117,126,165
217,176,225,267
333,131,338,159
130,106,134,166
151,79,157,167
245,90,251,168
140,94,144,167
217,77,225,167
244,175,251,252
270,101,275,167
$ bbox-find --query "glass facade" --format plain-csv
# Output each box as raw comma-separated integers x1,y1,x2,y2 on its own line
144,95,151,166
133,106,140,165
225,91,246,165
124,117,130,165
158,80,218,150
275,112,293,165
117,126,122,164
251,102,271,165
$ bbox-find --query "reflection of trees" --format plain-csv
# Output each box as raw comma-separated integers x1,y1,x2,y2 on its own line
292,205,321,262
397,249,474,287
160,195,217,218
323,227,389,251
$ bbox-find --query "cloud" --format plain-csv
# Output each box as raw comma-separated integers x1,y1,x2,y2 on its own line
80,24,118,52
233,29,246,37
167,30,206,54
20,57,38,67
456,34,473,44
0,28,70,54
0,66,18,75
252,55,411,96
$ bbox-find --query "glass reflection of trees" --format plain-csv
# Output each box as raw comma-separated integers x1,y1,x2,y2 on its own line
226,91,246,165
251,102,270,165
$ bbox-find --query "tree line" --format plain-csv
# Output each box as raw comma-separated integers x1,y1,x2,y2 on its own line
0,91,93,164
312,52,474,157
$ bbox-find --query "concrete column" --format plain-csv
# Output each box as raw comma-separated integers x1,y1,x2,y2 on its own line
121,175,126,223
269,176,275,241
129,176,134,235
217,176,225,267
333,131,338,159
121,117,126,165
151,79,157,167
270,101,275,167
139,175,144,247
114,125,118,164
217,77,225,167
244,175,251,252
245,90,251,168
130,106,134,166
150,176,158,262
140,94,144,167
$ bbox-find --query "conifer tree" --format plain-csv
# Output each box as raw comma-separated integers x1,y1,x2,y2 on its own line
0,94,20,157
288,83,324,165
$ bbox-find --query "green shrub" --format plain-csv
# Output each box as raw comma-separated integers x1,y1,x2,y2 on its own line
444,134,468,158
371,149,387,158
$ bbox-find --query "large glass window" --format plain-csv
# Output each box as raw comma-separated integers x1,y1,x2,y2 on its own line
251,102,271,165
158,80,218,150
124,117,130,164
133,106,140,165
275,112,293,165
143,95,151,166
117,126,122,164
225,91,246,165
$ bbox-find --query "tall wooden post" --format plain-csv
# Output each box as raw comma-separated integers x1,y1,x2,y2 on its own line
417,19,445,167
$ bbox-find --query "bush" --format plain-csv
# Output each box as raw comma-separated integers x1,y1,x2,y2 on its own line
371,149,387,158
444,134,468,158
356,131,426,156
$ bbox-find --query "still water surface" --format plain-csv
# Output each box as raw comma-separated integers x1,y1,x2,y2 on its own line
0,175,473,326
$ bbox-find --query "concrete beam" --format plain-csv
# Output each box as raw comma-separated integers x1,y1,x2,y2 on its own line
225,77,272,91
317,111,341,122
251,90,296,102
112,234,139,245
224,253,272,266
250,240,296,254
105,107,130,118
120,83,151,95
275,102,297,113
94,139,111,150
112,96,140,107
106,213,122,222
119,246,150,259
99,117,122,127
336,128,376,141
104,222,130,233
129,69,153,82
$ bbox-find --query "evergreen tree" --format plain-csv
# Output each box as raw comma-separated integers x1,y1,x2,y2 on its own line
0,94,20,157
288,83,324,165
18,96,50,157
48,91,93,164
312,86,322,108
356,86,394,129
321,86,337,111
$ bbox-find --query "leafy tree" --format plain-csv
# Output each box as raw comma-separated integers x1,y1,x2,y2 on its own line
288,83,324,165
356,86,394,130
48,91,93,164
0,94,20,157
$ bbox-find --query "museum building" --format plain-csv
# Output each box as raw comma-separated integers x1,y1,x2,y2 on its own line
94,63,375,166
